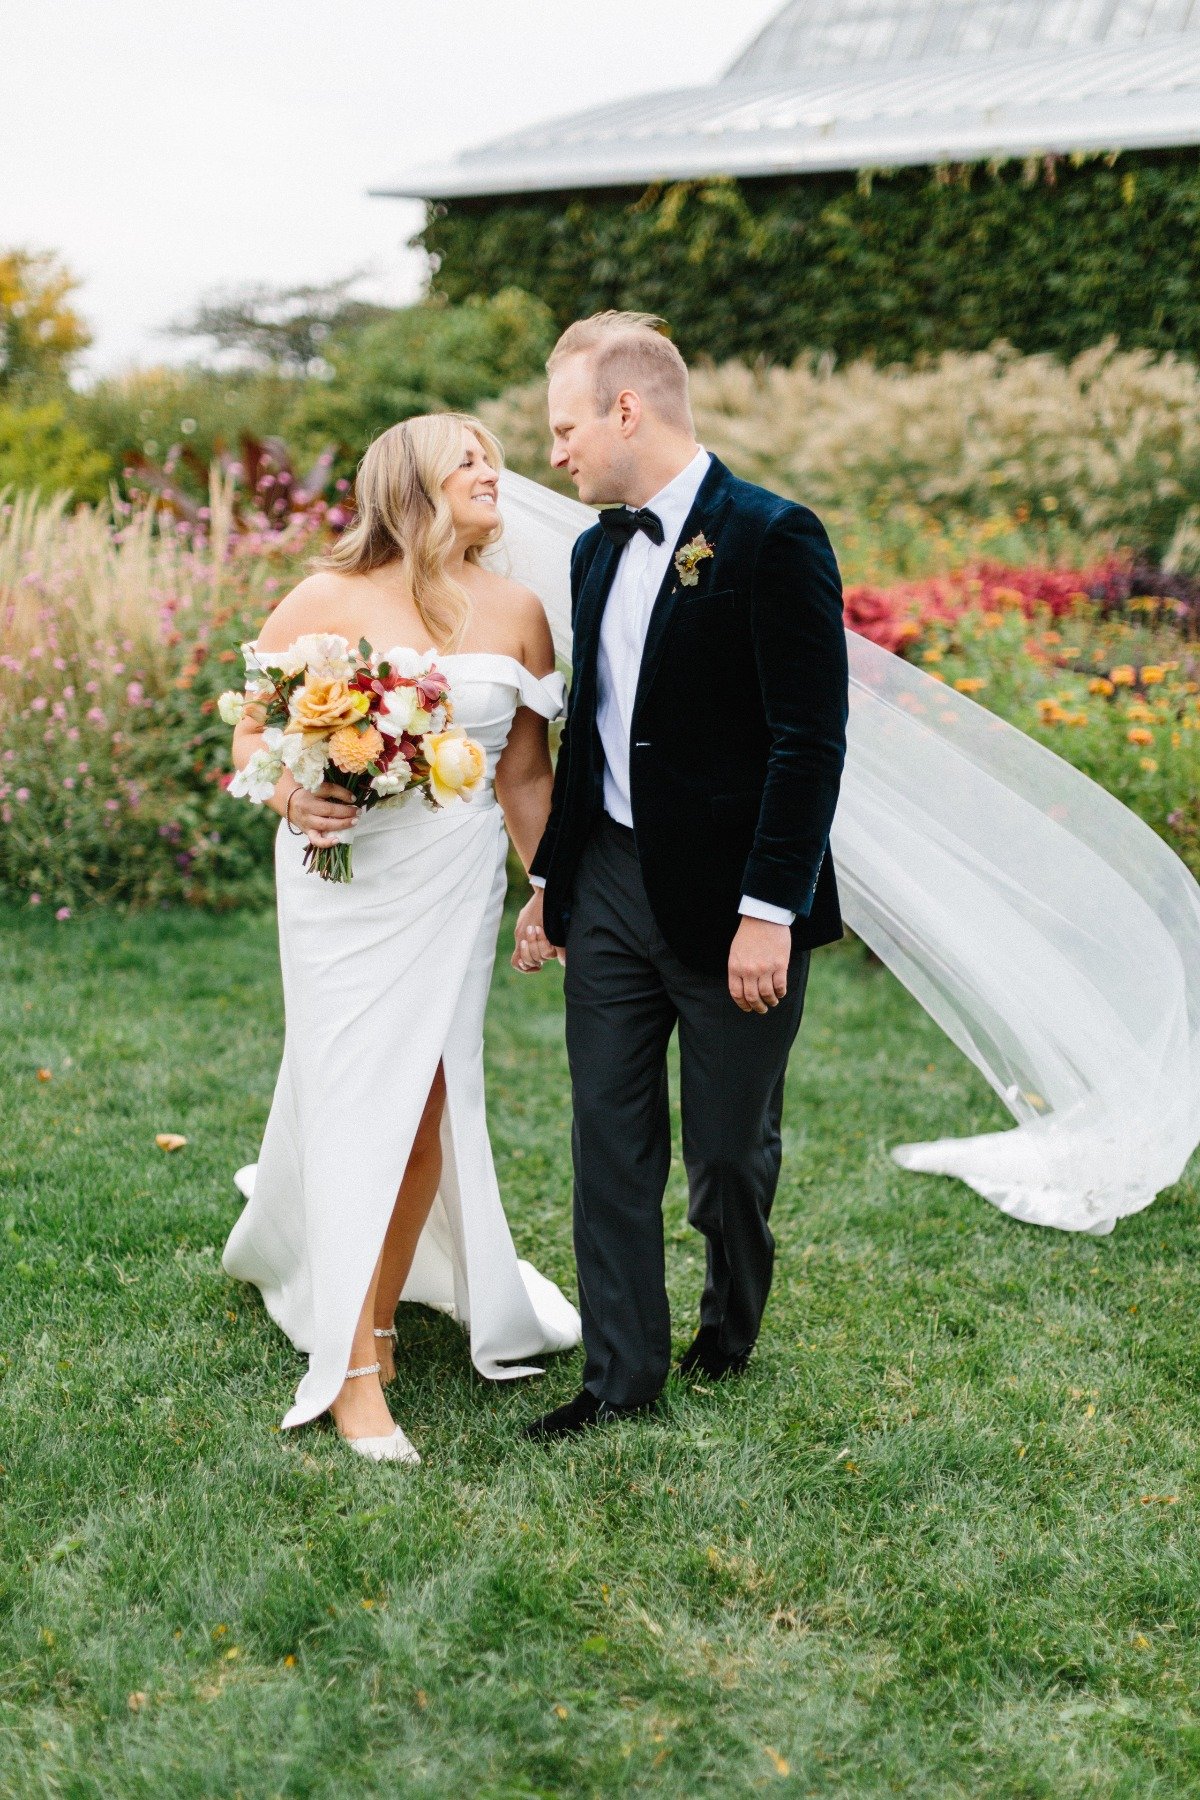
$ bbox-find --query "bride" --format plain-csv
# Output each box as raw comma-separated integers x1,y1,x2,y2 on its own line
223,413,581,1463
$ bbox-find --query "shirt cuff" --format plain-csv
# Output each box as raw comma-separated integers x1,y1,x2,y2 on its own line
528,874,546,889
739,894,795,927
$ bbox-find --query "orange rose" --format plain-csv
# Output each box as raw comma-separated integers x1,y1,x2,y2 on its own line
287,675,369,740
328,723,384,774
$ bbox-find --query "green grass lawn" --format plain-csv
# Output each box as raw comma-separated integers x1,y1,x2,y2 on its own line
2,904,1200,1798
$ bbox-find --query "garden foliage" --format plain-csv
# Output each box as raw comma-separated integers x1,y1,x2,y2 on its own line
422,150,1200,366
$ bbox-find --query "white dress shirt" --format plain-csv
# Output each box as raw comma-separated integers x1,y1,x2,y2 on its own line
533,445,794,927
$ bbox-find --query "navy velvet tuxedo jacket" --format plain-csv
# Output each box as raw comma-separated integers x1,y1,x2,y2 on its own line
530,456,850,975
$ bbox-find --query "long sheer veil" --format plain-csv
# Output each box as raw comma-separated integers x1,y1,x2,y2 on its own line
494,470,1200,1236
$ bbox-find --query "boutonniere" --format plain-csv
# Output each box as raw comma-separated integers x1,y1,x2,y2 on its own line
674,533,715,589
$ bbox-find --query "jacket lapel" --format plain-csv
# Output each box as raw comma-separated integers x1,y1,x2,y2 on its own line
572,532,622,691
634,456,736,716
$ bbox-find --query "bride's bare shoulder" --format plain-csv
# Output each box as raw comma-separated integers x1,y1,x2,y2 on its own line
471,567,554,674
254,570,362,650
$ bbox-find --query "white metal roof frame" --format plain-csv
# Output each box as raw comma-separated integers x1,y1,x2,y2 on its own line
374,37,1200,200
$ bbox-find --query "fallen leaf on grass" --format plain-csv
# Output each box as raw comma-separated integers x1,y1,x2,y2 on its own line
127,1691,147,1712
769,1608,798,1630
36,1069,51,1082
155,1133,188,1152
763,1747,790,1777
1140,1494,1180,1505
553,1705,569,1720
1132,1634,1151,1650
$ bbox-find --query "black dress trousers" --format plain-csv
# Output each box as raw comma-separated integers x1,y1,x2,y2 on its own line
564,813,809,1409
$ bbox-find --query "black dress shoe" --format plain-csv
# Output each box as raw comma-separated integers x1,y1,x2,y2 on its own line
521,1388,651,1441
678,1325,752,1382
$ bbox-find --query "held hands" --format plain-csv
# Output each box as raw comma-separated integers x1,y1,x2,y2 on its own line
728,917,791,1014
285,779,359,849
512,888,562,973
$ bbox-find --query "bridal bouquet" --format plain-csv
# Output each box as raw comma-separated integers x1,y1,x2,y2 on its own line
218,633,486,881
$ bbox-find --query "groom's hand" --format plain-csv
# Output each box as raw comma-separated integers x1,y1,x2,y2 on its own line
512,889,561,973
728,917,791,1014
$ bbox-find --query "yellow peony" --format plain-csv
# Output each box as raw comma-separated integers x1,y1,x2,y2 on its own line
328,723,384,774
424,730,486,807
287,675,369,740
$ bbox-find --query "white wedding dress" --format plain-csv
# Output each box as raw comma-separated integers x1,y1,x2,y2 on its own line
223,652,581,1429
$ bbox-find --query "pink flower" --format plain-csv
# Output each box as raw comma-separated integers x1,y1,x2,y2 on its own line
66,727,80,742
104,798,119,812
62,777,75,790
63,684,75,700
15,788,29,803
29,893,41,906
53,657,67,672
85,679,99,695
126,681,144,705
87,707,106,726
1,806,10,824
30,696,47,712
55,907,71,921
77,761,89,774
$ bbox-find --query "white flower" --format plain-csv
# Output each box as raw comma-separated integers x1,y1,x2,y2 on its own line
279,733,328,792
217,690,245,726
370,761,411,798
241,640,266,675
380,646,435,679
228,746,283,805
254,633,357,681
378,687,432,738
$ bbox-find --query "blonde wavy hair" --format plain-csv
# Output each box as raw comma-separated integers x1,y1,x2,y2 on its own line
324,412,504,650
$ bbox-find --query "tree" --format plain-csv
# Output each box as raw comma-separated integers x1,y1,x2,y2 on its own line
168,275,391,374
0,250,91,393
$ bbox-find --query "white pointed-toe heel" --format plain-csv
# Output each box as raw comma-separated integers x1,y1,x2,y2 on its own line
338,1362,421,1466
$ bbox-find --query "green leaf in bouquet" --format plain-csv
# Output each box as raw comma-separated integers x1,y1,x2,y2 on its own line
358,637,372,663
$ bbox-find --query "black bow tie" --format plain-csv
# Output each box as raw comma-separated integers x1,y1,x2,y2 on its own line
597,505,665,549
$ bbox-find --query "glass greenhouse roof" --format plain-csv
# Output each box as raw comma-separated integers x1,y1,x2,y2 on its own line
375,0,1200,200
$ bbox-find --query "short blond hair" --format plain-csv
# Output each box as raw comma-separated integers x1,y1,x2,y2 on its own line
323,412,503,651
548,311,693,433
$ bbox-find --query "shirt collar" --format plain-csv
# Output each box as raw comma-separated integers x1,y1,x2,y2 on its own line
643,447,711,543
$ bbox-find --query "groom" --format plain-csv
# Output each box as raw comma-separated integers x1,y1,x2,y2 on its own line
514,312,849,1438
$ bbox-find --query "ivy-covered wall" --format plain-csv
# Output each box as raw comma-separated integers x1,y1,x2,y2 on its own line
419,150,1200,365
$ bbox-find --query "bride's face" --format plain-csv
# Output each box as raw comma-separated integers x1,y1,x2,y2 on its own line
442,431,500,543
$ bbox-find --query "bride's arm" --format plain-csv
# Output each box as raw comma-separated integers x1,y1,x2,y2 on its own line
493,594,556,872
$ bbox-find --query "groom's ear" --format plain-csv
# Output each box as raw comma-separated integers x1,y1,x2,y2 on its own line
616,389,642,437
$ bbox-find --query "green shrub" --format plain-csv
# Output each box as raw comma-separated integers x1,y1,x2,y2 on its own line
72,365,296,490
421,150,1200,366
286,288,556,470
0,401,110,502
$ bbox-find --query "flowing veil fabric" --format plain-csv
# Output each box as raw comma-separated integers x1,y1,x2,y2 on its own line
494,471,1200,1236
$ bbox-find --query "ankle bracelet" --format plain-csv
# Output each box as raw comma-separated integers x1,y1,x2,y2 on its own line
345,1361,382,1380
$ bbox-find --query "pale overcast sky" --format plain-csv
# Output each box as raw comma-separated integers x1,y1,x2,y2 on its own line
0,1,781,377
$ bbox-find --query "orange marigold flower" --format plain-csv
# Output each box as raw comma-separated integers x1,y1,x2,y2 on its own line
1141,665,1166,685
1140,757,1159,773
953,677,987,693
1037,699,1065,724
1089,677,1115,696
921,648,943,664
1110,666,1136,686
328,723,384,774
1127,727,1154,746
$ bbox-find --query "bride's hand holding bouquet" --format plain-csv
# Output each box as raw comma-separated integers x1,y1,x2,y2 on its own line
220,632,487,881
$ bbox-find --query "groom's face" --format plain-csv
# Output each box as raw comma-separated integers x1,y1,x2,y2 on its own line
547,356,634,507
